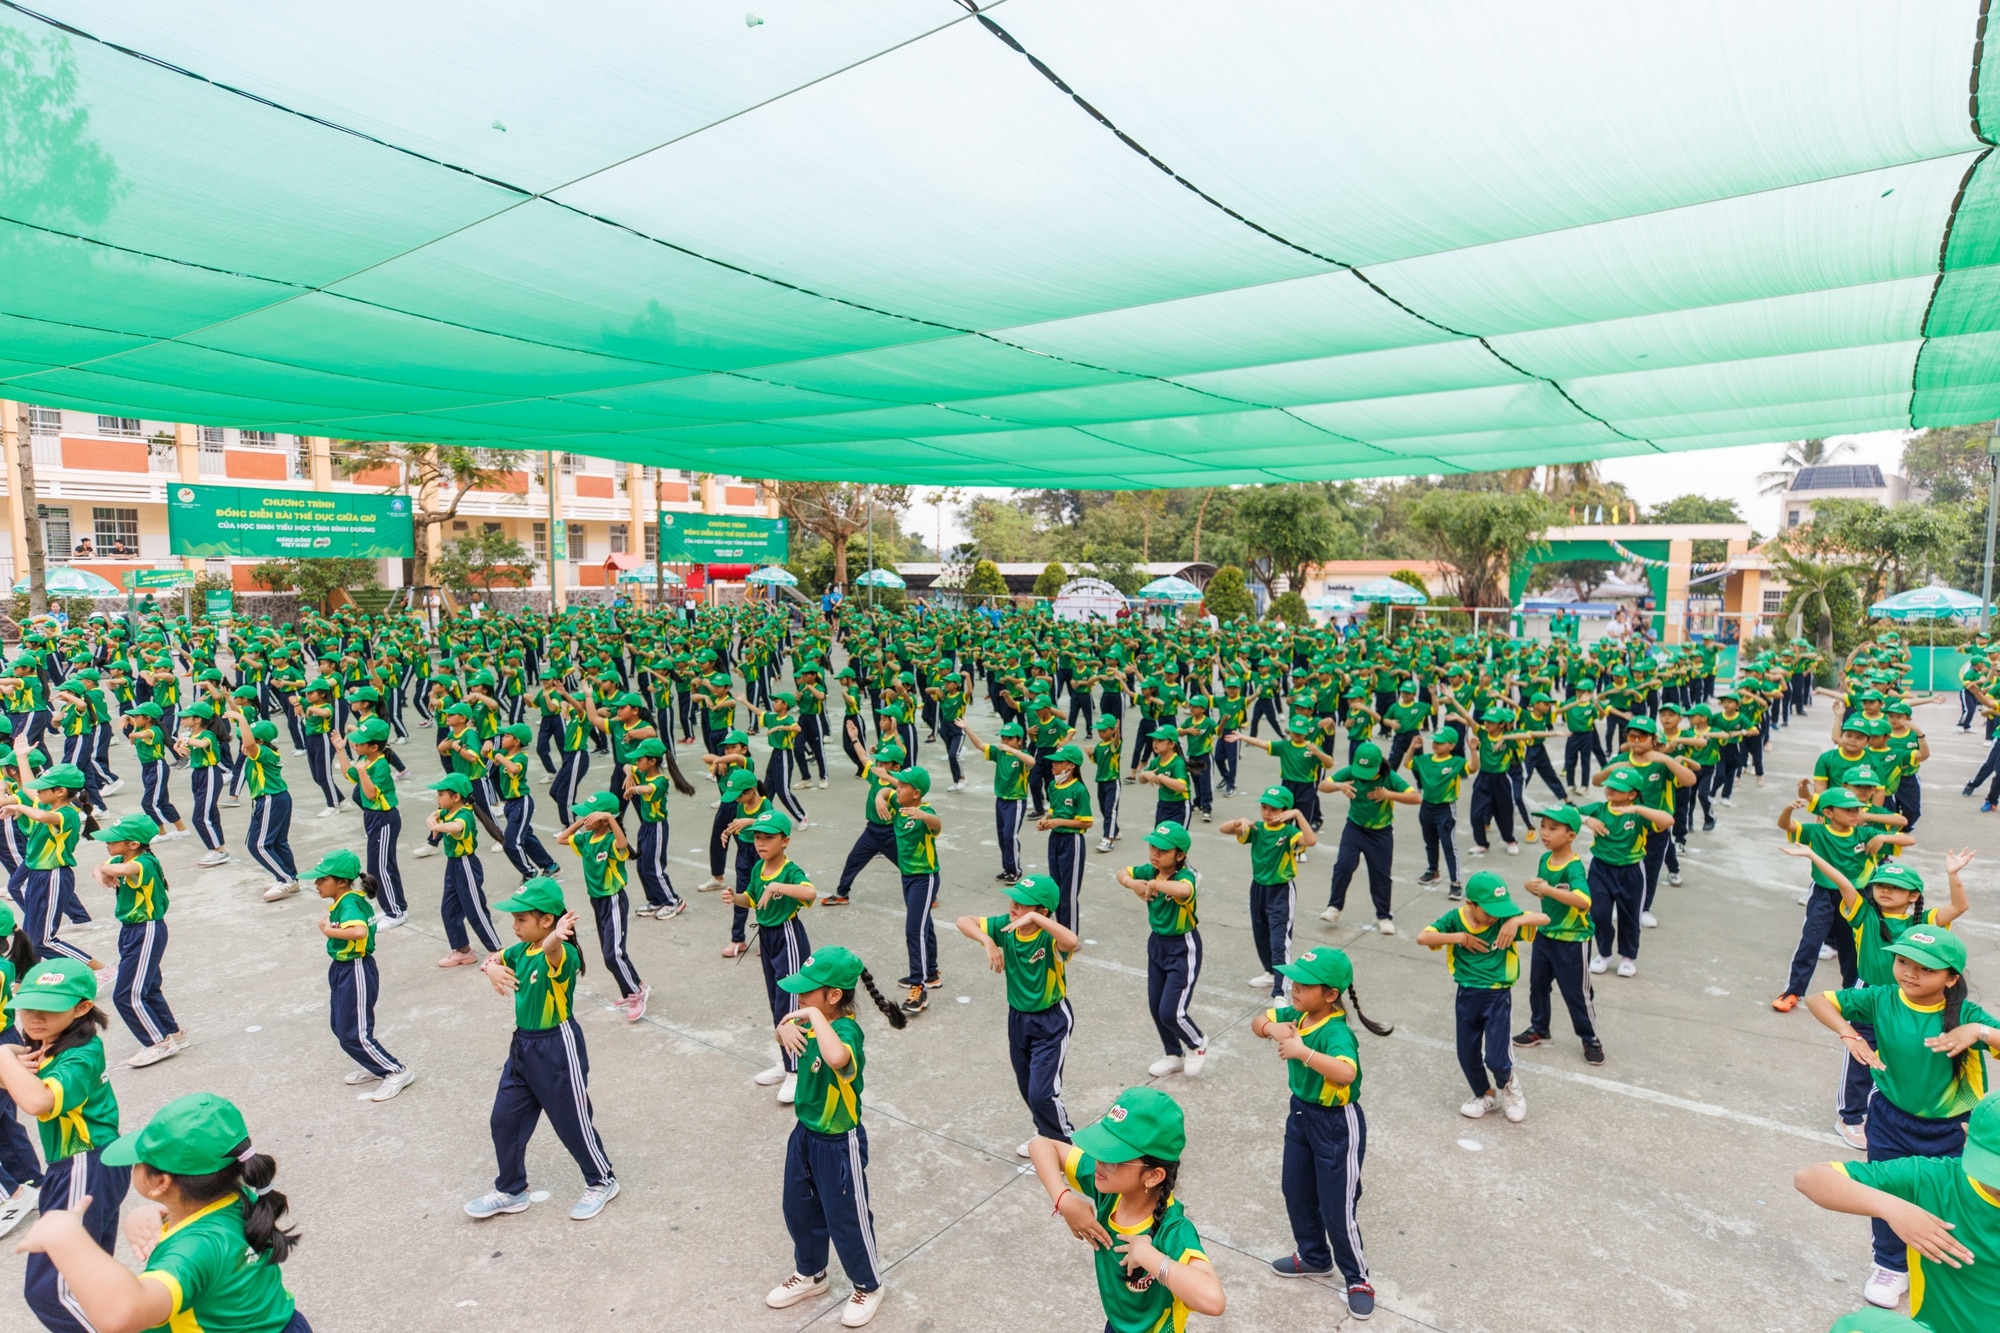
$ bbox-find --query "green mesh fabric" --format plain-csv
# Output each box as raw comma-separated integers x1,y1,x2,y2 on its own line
4,2,2000,486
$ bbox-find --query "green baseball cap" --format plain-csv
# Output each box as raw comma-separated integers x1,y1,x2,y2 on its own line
1863,863,1925,894
1274,946,1353,990
571,790,620,818
1001,873,1060,910
1886,926,1966,973
1349,741,1383,777
1257,784,1293,810
871,742,906,764
346,685,382,703
1144,821,1191,851
721,767,760,798
1073,1086,1186,1165
897,765,932,795
1536,806,1582,832
1149,724,1180,741
1480,707,1512,725
352,719,390,745
1602,768,1643,794
1286,714,1313,734
747,807,795,838
29,764,86,791
430,773,473,797
1433,726,1459,745
91,813,161,844
500,723,533,744
1815,786,1864,810
184,702,217,719
778,945,866,994
722,729,750,747
492,876,566,915
1962,1093,2000,1187
10,956,99,1011
128,701,162,718
306,848,363,880
997,722,1025,739
1842,764,1883,788
1625,716,1659,735
629,738,667,759
102,1091,251,1175
1094,714,1119,731
250,720,279,743
1462,870,1521,918
1050,744,1085,766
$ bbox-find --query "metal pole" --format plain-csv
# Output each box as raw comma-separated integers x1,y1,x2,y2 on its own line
1982,443,2000,632
867,493,875,607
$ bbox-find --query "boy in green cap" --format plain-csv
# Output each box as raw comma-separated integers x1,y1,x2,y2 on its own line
467,876,620,1223
956,874,1081,1155
560,790,648,1022
1512,806,1603,1064
1581,768,1673,979
427,773,505,967
1220,785,1317,997
1116,821,1206,1077
1775,784,1880,1009
1027,1086,1225,1330
960,719,1031,883
874,766,942,1015
1418,871,1549,1123
1038,744,1095,934
1321,740,1418,933
1410,725,1474,900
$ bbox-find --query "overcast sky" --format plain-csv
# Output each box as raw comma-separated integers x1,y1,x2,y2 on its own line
906,430,1916,555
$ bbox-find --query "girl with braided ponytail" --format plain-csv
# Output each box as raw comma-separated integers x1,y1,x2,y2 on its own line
16,1090,309,1332
763,945,906,1329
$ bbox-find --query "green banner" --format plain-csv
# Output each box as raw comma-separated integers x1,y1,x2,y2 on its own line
122,568,196,589
656,511,787,563
204,589,234,622
168,484,414,558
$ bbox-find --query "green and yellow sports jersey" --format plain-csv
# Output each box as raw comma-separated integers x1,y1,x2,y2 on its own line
1240,819,1301,885
1182,715,1218,758
1062,1146,1209,1333
982,914,1068,1012
1611,755,1676,813
1579,800,1648,866
1144,751,1188,792
1476,731,1522,774
572,827,630,899
506,939,580,1030
984,745,1030,800
444,728,486,778
560,709,591,753
1131,864,1197,935
346,756,398,811
1835,1156,2000,1333
1410,751,1466,804
1883,728,1923,777
35,1036,117,1163
0,956,13,1031
1534,852,1591,940
130,723,166,765
1267,1004,1361,1106
1386,700,1431,735
749,857,811,928
490,752,530,801
25,803,82,871
1333,766,1409,830
793,1015,865,1136
112,852,168,924
762,711,795,750
1845,894,1943,988
862,760,899,826
1813,747,1872,790
1426,906,1529,988
1029,717,1068,750
140,1196,298,1333
629,771,669,823
1561,701,1601,734
893,804,939,876
326,889,374,960
1045,776,1093,829
1271,738,1321,784
1092,738,1121,783
1827,985,1998,1118
245,743,287,798
438,806,478,858
1787,819,1877,891
186,731,220,770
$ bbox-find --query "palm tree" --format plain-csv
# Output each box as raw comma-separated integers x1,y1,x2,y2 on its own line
1758,437,1855,495
1771,547,1853,663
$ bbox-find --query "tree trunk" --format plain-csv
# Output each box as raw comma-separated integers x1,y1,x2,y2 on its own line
13,407,47,616
1190,488,1213,564
832,533,849,589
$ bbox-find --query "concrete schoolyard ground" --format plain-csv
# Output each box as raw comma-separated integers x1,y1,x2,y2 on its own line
4,690,1993,1332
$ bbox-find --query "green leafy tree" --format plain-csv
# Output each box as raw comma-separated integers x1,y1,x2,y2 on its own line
776,483,911,588
1202,565,1255,622
1773,549,1862,666
1406,489,1553,609
1648,493,1747,562
334,441,525,589
432,530,532,600
1266,590,1311,625
250,557,380,614
966,559,1010,600
1238,485,1343,597
1801,499,1970,604
1032,561,1068,599
1902,421,1996,506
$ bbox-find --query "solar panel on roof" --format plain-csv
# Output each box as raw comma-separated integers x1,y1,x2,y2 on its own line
1790,465,1885,491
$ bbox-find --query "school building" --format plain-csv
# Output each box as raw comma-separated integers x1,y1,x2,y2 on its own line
0,403,778,597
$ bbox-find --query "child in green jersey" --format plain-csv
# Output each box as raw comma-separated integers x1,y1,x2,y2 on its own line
559,791,648,1022
1581,768,1674,978
17,1091,308,1333
1511,806,1602,1064
1319,740,1418,933
88,813,184,1069
3,756,95,969
1796,1092,2000,1333
1804,928,2000,1308
1091,712,1122,853
723,807,818,1104
1038,745,1094,934
956,874,1081,1155
1776,786,1909,1009
959,720,1030,883
123,702,188,844
1251,945,1393,1316
0,901,40,1237
467,876,620,1223
428,774,504,969
308,850,413,1102
1220,785,1317,999
765,946,908,1328
1409,725,1475,900
874,767,942,1017
1116,821,1206,1078
1028,1086,1225,1331
1418,872,1549,1123
0,955,128,1331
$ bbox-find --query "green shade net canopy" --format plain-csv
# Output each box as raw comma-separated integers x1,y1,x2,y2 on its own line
6,2,2000,487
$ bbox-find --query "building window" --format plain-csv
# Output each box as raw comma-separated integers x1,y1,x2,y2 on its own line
97,416,140,439
1762,590,1786,615
643,523,657,561
91,507,139,556
40,506,71,564
532,522,547,563
284,435,303,479
608,523,628,554
1786,509,1802,527
559,453,580,476
482,521,502,535
199,428,225,476
238,430,276,448
26,406,59,437
198,426,225,447
451,520,469,534
147,434,178,474
566,523,586,561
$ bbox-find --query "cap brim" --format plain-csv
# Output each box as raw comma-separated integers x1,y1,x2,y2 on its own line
1963,1137,2000,1186
1480,898,1524,918
9,987,90,1012
1070,1118,1145,1165
777,969,828,994
1350,762,1381,778
999,885,1057,910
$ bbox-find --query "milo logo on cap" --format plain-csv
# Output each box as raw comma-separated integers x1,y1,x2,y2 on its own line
1106,1105,1129,1123
1300,950,1319,962
32,970,64,985
1156,825,1173,835
1908,931,1936,944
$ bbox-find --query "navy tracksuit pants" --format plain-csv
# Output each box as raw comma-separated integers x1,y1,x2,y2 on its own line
1418,801,1459,884
995,797,1026,878
362,808,408,920
784,1122,881,1292
761,917,810,1073
1009,1000,1076,1141
1840,1015,1876,1127
25,1151,130,1333
441,856,503,953
113,919,178,1048
21,867,88,963
835,822,898,897
1865,1096,1969,1270
491,1021,615,1193
633,820,682,909
1048,831,1085,935
328,956,403,1077
1454,985,1514,1097
589,891,644,999
1147,930,1205,1057
1469,771,1516,847
1526,935,1596,1042
1249,879,1295,997
502,794,559,880
899,872,939,988
246,791,297,886
1327,822,1394,920
1785,884,1859,996
1589,859,1646,962
1282,1097,1370,1286
1097,779,1120,843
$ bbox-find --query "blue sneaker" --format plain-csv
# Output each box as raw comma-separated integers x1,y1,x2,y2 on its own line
1347,1283,1376,1319
463,1189,530,1219
570,1178,619,1220
1270,1254,1333,1278
1984,801,1996,813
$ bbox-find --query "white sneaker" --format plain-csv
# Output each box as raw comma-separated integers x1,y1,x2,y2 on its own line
766,1272,830,1309
1181,1049,1207,1077
99,778,124,796
263,881,299,902
343,1069,382,1086
1147,1055,1184,1077
1639,910,1658,929
194,849,230,867
841,1286,885,1328
1838,1121,1869,1152
0,1184,37,1239
411,845,438,859
122,1042,177,1068
818,778,828,789
1588,954,1610,974
1505,843,1520,856
291,747,307,756
368,1068,416,1102
1096,839,1115,853
1376,918,1396,936
753,1063,788,1087
375,914,407,930
1862,1265,1909,1309
1247,972,1274,990
1500,1075,1526,1123
315,805,339,818
1668,872,1682,887
1319,906,1341,924
950,780,967,792
1819,943,1835,960
1016,1140,1034,1158
1616,957,1637,978
1297,851,1308,864
777,1074,797,1105
1460,1092,1498,1119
